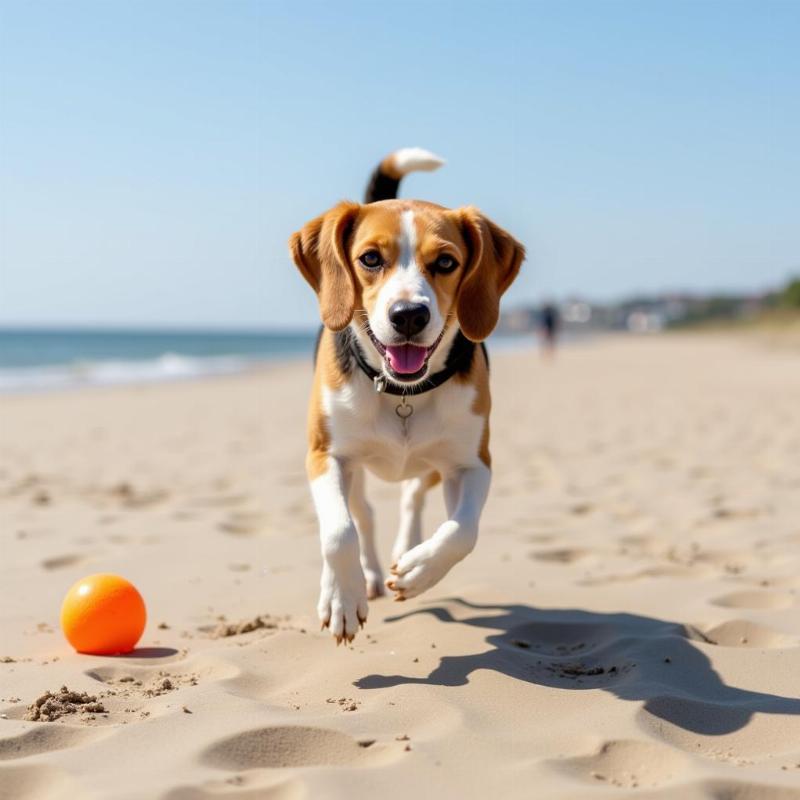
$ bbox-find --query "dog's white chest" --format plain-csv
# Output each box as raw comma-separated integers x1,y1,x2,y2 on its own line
322,376,484,481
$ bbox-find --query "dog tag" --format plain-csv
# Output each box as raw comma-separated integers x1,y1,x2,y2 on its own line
395,397,414,437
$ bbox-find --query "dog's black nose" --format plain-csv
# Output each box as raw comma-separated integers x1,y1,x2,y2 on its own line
388,301,430,338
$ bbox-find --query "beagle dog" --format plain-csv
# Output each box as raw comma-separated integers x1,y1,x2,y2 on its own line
289,148,524,644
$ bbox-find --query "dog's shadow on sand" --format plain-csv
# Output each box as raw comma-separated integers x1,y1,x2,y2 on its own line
355,599,800,736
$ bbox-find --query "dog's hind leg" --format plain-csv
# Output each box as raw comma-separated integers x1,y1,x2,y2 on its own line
392,471,440,566
349,467,383,599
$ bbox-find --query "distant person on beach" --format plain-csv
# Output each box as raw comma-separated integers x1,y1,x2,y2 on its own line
539,303,560,358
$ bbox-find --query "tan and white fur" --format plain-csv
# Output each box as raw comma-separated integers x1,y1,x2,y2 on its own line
289,149,524,643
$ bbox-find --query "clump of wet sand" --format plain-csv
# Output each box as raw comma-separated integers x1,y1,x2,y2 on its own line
210,615,280,638
24,686,106,722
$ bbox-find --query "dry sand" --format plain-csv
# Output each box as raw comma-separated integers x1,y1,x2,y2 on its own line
2,334,800,799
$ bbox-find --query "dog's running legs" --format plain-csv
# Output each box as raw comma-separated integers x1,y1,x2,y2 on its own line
388,463,491,600
392,471,438,565
309,456,369,643
348,467,384,599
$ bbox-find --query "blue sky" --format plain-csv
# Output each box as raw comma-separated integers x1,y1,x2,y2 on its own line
1,0,798,328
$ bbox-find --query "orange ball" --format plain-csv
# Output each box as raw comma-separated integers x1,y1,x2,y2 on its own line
60,574,147,655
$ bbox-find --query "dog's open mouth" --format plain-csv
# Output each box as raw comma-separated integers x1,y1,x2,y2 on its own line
367,326,446,382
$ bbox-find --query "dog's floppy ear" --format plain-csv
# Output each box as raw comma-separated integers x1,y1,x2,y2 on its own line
455,207,525,342
289,201,360,331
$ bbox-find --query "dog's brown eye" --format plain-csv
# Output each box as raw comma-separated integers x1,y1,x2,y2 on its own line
359,250,383,270
432,254,458,273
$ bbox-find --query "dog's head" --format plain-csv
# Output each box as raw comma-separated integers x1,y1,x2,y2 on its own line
289,200,524,385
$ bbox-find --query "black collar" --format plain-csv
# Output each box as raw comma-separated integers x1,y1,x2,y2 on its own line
344,328,482,396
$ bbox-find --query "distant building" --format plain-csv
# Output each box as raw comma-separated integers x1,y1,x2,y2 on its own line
497,288,774,335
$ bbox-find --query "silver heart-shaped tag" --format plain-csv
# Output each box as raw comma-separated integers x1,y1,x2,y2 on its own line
395,402,414,419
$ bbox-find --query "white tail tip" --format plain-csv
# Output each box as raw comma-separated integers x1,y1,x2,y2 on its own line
390,147,446,176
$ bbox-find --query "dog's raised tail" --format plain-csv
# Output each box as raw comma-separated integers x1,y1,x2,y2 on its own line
364,147,445,203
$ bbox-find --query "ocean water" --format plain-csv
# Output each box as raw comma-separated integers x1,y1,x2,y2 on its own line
0,328,319,392
0,327,544,393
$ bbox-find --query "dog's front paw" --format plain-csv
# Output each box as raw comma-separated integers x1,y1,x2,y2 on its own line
318,563,369,645
386,522,476,601
385,540,453,600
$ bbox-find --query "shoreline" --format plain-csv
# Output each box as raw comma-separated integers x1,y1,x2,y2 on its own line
0,330,601,396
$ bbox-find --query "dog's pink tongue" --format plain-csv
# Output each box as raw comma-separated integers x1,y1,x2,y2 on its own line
386,344,427,374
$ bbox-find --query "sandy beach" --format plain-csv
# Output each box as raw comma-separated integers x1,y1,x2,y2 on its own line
2,333,800,800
